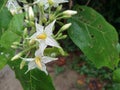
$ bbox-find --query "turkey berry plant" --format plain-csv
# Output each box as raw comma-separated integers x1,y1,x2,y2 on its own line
0,0,120,90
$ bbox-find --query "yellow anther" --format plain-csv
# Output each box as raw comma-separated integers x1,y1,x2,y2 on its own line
36,33,47,39
35,57,42,69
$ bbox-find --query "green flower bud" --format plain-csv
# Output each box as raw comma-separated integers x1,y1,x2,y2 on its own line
29,39,36,45
56,5,62,12
11,52,23,61
42,17,47,23
11,45,18,49
63,10,77,16
25,20,34,26
20,60,26,69
23,28,28,38
48,0,54,5
49,14,55,21
13,42,20,45
60,23,72,31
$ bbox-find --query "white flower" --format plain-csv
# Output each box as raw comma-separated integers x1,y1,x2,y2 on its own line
29,20,60,54
34,0,68,9
33,0,48,10
22,49,58,74
6,0,22,15
53,0,68,7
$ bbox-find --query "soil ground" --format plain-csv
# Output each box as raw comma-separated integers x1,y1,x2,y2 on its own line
0,65,82,90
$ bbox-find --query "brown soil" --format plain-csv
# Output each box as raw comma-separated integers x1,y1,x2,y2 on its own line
0,65,81,90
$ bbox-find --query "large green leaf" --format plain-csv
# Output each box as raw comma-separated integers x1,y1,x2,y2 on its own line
8,60,55,90
0,14,24,48
0,7,12,37
68,5,119,69
0,0,7,12
0,7,12,69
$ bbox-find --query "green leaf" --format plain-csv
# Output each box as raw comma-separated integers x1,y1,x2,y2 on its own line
0,46,14,70
113,68,120,83
116,43,120,53
68,5,119,69
8,60,55,90
0,14,24,48
112,83,120,90
0,30,21,48
0,53,7,69
0,0,7,12
0,7,12,37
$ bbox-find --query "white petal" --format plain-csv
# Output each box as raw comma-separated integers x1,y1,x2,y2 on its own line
6,0,22,14
56,0,68,3
33,0,49,9
28,61,36,69
42,56,58,64
41,63,48,75
39,41,47,56
53,3,59,7
29,32,38,39
36,23,44,33
34,0,47,4
45,20,56,35
46,37,60,48
44,3,49,10
35,48,43,57
25,61,36,74
33,0,40,4
42,0,48,4
54,0,68,6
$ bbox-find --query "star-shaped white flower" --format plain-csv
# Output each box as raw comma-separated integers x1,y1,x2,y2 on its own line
29,20,60,54
22,49,58,74
6,0,22,14
34,0,68,9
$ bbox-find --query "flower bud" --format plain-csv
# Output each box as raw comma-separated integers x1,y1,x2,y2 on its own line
57,35,67,40
58,33,62,37
11,45,18,49
11,52,23,61
49,14,55,21
23,28,28,38
60,23,72,31
42,17,47,23
28,6,34,21
62,15,71,18
25,20,34,26
29,39,36,45
56,5,62,11
60,35,67,39
63,10,77,16
20,60,26,69
48,0,54,5
13,42,20,45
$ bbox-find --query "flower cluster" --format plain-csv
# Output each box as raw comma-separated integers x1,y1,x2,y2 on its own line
7,0,77,74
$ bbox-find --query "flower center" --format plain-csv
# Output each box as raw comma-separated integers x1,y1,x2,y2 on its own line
36,33,47,39
35,57,42,69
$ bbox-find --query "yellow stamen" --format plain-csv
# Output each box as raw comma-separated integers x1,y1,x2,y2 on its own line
35,57,42,69
36,33,47,39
